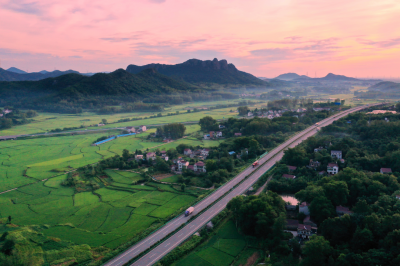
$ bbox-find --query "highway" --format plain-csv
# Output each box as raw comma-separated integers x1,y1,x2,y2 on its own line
103,103,381,266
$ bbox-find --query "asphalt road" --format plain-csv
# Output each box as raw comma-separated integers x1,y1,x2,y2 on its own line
103,103,381,266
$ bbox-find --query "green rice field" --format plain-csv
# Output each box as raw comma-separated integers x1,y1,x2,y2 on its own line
173,220,261,266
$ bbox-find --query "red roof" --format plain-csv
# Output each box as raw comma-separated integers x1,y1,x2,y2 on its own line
380,168,392,173
286,219,299,227
328,163,338,167
287,166,297,171
184,148,191,151
161,151,166,153
195,161,205,166
282,174,296,179
234,133,242,136
297,224,312,231
187,165,194,170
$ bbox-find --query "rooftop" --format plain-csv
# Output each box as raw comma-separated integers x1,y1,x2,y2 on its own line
380,168,392,173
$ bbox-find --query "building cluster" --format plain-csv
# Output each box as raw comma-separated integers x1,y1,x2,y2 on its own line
126,125,147,133
204,131,223,140
246,108,307,119
0,109,12,117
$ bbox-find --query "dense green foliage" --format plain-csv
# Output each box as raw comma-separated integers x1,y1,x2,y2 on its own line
156,123,186,139
126,58,268,86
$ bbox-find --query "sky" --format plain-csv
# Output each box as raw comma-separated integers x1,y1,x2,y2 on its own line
0,0,400,78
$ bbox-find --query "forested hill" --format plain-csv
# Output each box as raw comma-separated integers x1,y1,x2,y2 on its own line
368,81,400,92
0,68,80,81
126,58,268,86
0,68,201,99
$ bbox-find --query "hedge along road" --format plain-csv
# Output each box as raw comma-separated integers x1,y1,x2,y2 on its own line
103,103,382,266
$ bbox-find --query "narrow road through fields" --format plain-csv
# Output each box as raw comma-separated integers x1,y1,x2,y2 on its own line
103,103,382,266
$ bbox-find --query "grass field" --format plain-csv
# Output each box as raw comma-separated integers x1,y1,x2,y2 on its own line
172,219,262,266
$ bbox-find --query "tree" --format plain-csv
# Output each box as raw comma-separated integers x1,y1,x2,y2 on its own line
281,147,308,166
199,116,218,131
7,216,11,224
322,180,349,206
300,235,333,266
309,196,335,224
0,118,13,129
155,157,170,172
205,160,218,172
238,106,249,116
295,185,325,203
181,183,186,192
101,118,107,124
351,226,374,252
122,149,130,161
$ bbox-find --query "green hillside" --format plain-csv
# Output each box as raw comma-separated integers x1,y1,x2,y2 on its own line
126,58,268,86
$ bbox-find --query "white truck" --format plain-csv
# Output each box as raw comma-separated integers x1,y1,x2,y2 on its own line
185,207,194,216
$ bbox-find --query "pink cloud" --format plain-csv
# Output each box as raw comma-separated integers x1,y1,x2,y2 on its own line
0,0,399,77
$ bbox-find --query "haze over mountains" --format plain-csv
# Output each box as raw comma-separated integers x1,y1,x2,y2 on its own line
274,72,381,82
0,68,80,82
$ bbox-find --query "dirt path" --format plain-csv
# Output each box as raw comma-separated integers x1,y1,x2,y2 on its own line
255,175,273,195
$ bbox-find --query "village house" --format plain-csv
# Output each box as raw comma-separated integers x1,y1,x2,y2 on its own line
234,133,242,137
336,206,353,216
327,163,339,175
184,149,192,156
126,126,135,133
314,146,325,153
135,154,144,161
160,151,167,157
297,224,317,239
215,131,222,137
309,159,321,169
319,170,327,176
396,195,400,200
282,174,296,179
138,125,147,132
164,156,169,161
204,134,211,140
219,125,225,129
287,165,297,172
324,141,332,148
146,152,156,161
178,160,189,171
299,202,310,215
3,109,12,114
340,159,345,163
97,123,105,127
331,150,343,159
201,149,210,157
194,161,206,173
247,112,253,117
163,139,173,143
380,168,392,174
209,131,215,138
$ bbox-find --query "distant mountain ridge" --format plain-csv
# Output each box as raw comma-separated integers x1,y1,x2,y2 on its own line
274,73,310,81
7,67,27,74
0,68,81,81
127,58,268,86
368,81,400,92
0,68,201,100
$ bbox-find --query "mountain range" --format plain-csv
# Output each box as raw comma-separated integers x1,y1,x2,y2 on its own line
126,58,267,86
274,72,380,82
0,68,201,100
0,68,80,82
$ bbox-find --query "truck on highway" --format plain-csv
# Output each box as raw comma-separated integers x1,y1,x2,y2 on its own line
315,122,319,126
185,207,194,216
252,161,259,168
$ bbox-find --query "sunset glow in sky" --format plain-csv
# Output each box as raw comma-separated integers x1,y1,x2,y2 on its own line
1,0,400,77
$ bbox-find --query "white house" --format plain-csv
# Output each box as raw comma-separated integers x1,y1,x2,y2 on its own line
327,163,339,175
139,125,147,132
126,126,135,133
184,149,192,156
194,161,206,173
219,125,225,129
331,150,342,159
201,149,210,157
215,131,222,137
178,160,189,170
297,224,317,239
204,134,210,140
